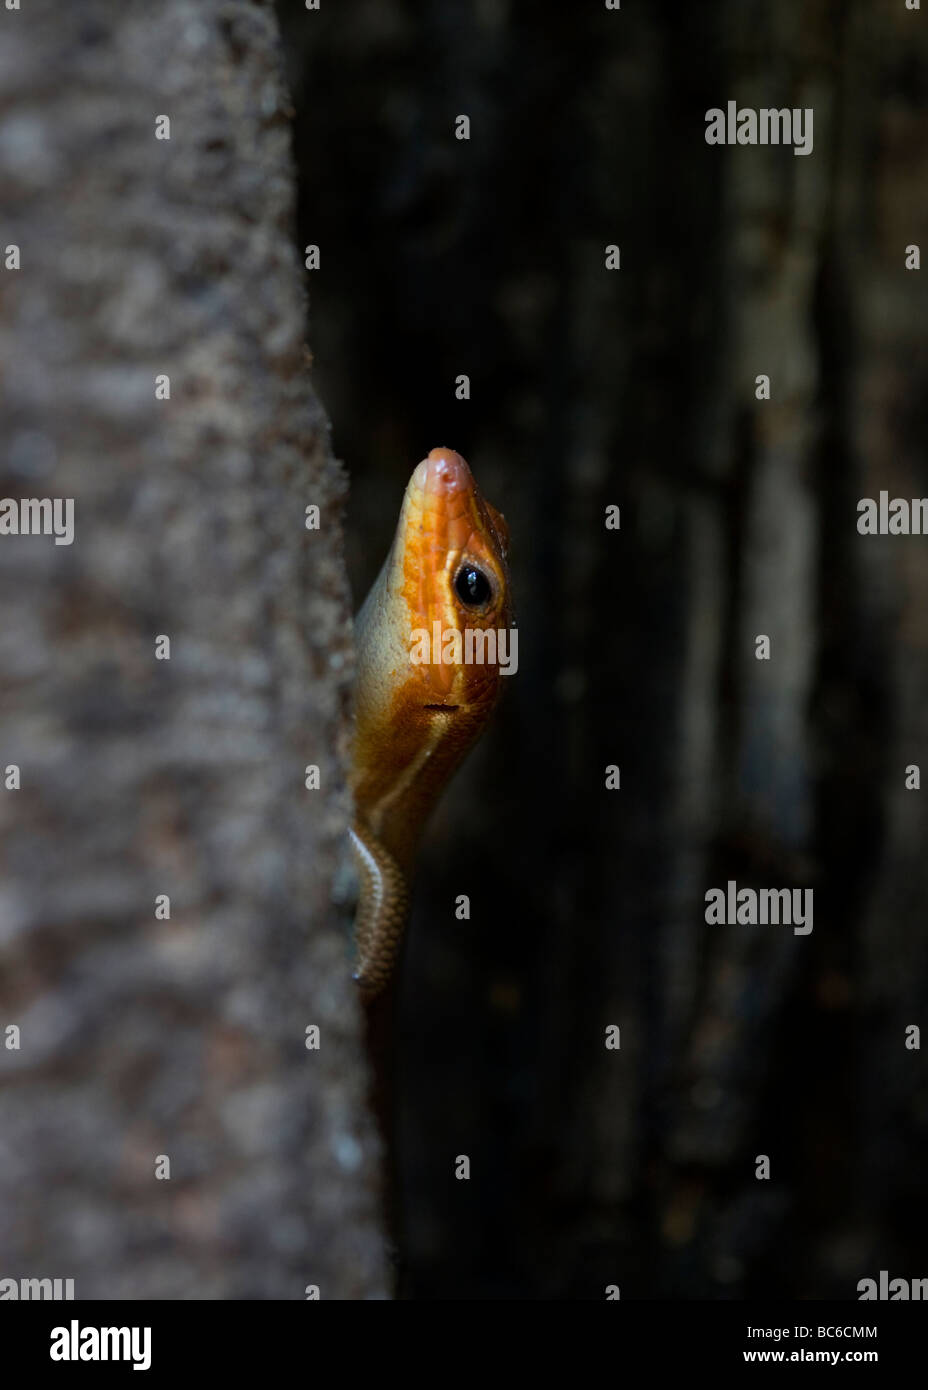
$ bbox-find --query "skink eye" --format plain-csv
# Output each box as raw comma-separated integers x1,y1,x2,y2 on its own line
454,563,492,607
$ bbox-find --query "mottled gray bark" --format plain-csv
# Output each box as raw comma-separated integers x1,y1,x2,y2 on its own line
0,0,386,1298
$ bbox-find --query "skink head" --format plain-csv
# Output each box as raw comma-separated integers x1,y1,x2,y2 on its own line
397,446,512,705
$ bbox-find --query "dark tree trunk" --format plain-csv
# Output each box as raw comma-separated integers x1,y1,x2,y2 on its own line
278,0,928,1298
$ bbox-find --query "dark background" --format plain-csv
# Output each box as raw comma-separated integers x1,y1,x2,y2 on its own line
278,0,928,1298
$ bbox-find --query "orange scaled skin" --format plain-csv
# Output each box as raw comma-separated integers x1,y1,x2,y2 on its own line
349,448,512,997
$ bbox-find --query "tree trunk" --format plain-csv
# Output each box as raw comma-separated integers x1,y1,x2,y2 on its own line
278,0,928,1298
0,0,386,1299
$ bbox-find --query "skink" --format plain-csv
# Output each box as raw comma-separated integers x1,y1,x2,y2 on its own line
349,447,512,997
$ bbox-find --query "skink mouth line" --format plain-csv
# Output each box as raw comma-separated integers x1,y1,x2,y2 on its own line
423,704,460,711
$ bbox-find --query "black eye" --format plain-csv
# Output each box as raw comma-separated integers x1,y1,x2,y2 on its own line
454,563,492,607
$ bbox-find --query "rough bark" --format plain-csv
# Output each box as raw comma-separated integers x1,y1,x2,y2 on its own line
0,0,386,1299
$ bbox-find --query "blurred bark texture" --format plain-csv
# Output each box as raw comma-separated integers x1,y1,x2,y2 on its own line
279,0,927,1297
0,0,387,1297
